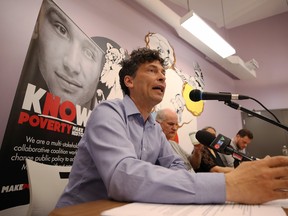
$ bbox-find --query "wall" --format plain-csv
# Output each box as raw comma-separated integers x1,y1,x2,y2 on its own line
231,12,288,110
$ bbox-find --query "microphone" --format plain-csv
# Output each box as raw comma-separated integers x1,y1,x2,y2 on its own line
195,130,256,162
189,89,250,102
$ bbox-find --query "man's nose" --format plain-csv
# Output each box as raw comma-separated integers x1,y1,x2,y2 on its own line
158,71,166,81
63,43,81,74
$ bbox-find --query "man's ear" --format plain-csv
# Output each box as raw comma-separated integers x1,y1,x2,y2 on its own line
124,75,133,89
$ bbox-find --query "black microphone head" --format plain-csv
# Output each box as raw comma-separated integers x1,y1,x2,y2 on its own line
196,130,232,154
189,89,202,102
195,130,216,146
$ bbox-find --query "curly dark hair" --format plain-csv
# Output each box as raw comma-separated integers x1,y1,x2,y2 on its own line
119,47,165,96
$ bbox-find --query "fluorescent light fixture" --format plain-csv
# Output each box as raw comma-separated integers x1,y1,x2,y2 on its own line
180,11,236,58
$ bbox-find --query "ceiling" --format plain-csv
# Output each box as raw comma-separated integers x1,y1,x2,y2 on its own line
135,0,288,82
165,0,288,29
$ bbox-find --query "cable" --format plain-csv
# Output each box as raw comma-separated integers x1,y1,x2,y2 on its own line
248,96,281,123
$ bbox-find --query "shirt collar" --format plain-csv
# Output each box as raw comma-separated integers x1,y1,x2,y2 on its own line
123,95,156,125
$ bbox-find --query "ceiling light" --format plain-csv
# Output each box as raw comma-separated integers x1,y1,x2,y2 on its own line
180,11,236,58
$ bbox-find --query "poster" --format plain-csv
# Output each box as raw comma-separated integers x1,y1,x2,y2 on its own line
0,0,125,210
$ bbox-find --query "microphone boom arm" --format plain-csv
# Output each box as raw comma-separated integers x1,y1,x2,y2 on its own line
224,101,288,132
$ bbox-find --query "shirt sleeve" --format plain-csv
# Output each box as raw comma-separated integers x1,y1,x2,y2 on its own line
84,101,226,204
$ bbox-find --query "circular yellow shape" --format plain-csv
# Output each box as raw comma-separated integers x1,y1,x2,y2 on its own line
182,82,204,116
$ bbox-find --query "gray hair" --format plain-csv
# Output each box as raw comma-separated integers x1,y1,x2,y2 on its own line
155,109,167,123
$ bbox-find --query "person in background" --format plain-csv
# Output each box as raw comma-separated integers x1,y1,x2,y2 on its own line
196,126,234,173
155,108,202,171
220,129,254,168
55,47,288,208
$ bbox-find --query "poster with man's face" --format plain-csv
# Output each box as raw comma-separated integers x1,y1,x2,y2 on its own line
0,0,113,210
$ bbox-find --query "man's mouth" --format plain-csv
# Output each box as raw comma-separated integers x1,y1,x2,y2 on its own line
55,71,82,91
152,85,165,93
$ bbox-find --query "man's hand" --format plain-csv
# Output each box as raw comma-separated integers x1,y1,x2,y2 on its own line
225,156,288,204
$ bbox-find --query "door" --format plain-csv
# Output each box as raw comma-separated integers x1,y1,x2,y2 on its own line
241,109,288,159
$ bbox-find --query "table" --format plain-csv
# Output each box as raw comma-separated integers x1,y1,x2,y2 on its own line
49,200,288,216
49,200,127,216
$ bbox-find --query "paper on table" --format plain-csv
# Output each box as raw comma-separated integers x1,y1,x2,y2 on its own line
101,202,286,216
264,199,288,208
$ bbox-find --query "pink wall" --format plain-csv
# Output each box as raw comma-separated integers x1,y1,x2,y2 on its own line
229,12,288,110
1,0,287,145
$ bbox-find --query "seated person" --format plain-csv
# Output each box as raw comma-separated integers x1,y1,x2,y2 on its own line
196,126,233,173
220,128,254,168
155,108,202,171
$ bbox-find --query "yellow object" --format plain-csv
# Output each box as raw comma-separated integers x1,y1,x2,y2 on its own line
182,82,204,116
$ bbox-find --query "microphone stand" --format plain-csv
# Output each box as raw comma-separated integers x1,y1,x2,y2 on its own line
224,100,288,132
